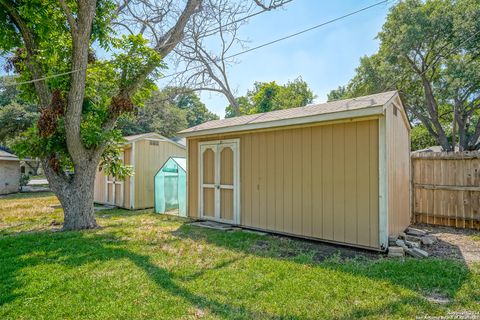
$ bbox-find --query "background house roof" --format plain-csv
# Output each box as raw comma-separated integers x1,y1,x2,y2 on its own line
179,91,398,137
0,149,19,161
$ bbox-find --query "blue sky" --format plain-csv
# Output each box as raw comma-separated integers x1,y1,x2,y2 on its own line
174,0,393,118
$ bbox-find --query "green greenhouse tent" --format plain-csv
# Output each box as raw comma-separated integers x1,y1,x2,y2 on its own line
154,157,187,216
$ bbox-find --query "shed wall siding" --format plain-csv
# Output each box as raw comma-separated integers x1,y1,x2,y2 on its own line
0,160,20,195
94,168,107,203
188,119,380,249
134,140,186,209
386,102,411,235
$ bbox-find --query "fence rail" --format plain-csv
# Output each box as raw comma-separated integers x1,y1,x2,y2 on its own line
411,151,480,229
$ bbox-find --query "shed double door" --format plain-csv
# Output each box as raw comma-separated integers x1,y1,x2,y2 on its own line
199,140,239,224
106,177,123,207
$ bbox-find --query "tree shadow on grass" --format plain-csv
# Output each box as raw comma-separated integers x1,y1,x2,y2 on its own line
0,229,285,319
173,224,472,302
0,192,55,201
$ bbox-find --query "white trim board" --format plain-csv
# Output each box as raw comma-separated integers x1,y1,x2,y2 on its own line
378,116,388,250
130,141,136,209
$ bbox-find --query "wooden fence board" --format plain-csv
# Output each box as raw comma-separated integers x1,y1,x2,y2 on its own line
412,151,480,230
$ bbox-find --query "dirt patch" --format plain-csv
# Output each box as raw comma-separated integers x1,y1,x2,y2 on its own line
412,224,480,264
425,292,451,305
248,225,480,263
250,236,383,262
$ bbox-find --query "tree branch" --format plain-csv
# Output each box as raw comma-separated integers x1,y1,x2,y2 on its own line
58,0,78,34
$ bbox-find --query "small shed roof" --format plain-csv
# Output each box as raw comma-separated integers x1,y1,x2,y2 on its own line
124,132,186,149
0,149,19,161
179,91,399,137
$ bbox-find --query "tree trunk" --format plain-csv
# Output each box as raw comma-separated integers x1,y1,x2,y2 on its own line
452,103,457,151
457,116,468,151
421,77,451,151
43,156,99,230
57,181,97,231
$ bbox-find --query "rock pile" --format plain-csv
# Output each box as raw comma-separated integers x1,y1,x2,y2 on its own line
387,227,437,258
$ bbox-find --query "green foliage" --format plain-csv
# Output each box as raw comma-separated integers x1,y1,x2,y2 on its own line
411,124,439,151
252,81,282,113
0,102,38,146
174,90,219,127
327,0,480,150
225,77,315,117
117,88,218,137
224,96,251,118
111,35,164,94
19,174,31,188
98,136,134,181
0,77,38,146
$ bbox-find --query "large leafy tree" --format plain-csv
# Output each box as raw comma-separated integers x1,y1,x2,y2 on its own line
328,0,480,151
0,0,203,230
0,0,283,230
225,77,315,117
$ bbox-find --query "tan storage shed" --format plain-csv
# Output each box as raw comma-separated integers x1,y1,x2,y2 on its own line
0,149,20,195
94,133,186,209
179,91,410,250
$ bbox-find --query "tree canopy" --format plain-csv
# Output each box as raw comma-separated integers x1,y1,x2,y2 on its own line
117,87,218,137
0,77,38,146
225,77,315,117
328,0,480,151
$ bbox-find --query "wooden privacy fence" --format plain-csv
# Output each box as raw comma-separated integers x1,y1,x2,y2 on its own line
412,151,480,229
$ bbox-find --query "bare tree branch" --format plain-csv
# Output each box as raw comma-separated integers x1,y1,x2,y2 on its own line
168,0,291,116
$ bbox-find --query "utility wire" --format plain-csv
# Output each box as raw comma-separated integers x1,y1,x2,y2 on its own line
2,0,391,88
158,0,391,82
0,2,291,88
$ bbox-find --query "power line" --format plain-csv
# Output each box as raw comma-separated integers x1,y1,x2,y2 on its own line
0,3,286,87
2,0,390,88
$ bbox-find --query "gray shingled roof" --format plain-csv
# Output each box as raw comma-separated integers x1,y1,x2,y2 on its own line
179,91,397,136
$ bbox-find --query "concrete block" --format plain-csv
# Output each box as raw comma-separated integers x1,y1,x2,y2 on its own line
388,246,405,257
405,234,422,242
389,235,398,245
395,239,407,248
405,240,420,248
421,235,437,245
406,227,427,237
406,247,429,258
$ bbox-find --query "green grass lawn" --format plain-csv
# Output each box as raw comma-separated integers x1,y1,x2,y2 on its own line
1,193,479,319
